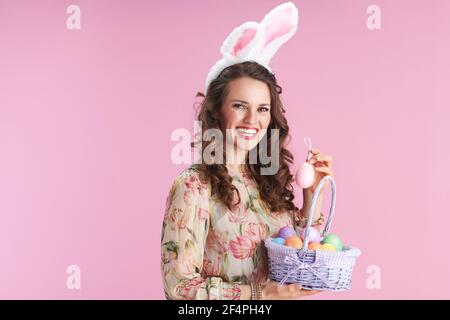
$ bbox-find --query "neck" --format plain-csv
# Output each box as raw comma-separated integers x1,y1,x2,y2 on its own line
225,145,247,172
226,163,246,173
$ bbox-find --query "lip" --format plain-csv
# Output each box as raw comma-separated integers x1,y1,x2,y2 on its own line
235,127,259,140
236,126,259,131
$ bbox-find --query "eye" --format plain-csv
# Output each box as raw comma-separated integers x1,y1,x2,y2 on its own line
233,103,246,110
258,106,270,112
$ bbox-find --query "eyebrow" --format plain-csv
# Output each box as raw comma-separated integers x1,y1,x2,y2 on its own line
230,99,271,107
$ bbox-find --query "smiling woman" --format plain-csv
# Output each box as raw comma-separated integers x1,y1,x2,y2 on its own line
161,2,329,300
160,61,323,300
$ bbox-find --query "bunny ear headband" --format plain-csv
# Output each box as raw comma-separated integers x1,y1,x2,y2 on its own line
204,1,299,93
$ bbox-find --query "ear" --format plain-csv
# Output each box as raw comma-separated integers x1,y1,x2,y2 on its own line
256,2,298,66
220,21,261,60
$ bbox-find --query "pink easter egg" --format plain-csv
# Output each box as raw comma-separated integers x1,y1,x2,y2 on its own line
300,227,321,243
296,162,315,188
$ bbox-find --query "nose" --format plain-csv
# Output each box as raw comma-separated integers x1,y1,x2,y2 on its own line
243,108,257,125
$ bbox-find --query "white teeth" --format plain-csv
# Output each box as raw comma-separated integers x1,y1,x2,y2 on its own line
236,128,257,135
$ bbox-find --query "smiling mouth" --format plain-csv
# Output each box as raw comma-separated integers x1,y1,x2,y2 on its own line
236,127,258,140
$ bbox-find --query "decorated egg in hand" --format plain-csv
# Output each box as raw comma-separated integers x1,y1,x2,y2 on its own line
278,226,296,239
300,227,321,243
272,237,285,245
296,162,315,189
322,234,344,251
285,236,303,249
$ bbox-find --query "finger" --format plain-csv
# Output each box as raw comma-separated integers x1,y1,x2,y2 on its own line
301,290,322,296
315,167,334,177
316,166,333,174
314,154,333,166
287,284,303,298
313,160,333,171
287,283,302,293
310,149,320,155
311,158,327,166
282,283,301,297
291,288,320,299
312,159,330,168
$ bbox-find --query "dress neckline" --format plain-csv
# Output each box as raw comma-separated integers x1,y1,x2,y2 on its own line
225,164,246,174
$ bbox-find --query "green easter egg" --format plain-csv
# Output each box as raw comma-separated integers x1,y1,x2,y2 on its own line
322,234,343,251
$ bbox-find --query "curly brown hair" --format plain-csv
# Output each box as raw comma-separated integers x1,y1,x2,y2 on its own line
191,61,299,214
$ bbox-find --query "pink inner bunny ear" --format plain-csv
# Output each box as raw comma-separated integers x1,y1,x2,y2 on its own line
232,28,257,56
262,6,296,48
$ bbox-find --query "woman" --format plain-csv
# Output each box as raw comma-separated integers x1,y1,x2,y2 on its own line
161,61,334,300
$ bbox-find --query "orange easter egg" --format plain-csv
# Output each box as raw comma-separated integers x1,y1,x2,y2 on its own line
285,236,303,249
308,242,323,251
322,243,336,251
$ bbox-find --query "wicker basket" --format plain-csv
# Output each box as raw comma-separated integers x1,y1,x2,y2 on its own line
264,175,361,291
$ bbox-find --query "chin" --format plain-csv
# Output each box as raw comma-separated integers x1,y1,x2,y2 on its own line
236,137,261,153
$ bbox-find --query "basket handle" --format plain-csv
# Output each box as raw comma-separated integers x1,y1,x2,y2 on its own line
300,175,336,251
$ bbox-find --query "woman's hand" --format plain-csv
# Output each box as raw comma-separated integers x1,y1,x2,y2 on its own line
304,148,334,195
261,280,321,300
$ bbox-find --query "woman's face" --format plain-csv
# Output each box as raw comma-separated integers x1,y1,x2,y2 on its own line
219,76,272,153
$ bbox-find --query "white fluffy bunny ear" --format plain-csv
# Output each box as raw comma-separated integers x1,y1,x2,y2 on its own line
254,2,298,67
204,22,261,93
220,21,261,61
204,2,299,93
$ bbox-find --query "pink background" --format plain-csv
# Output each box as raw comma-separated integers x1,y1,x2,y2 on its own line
0,0,449,299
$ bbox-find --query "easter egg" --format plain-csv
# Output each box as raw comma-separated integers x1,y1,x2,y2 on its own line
285,236,303,249
272,237,285,245
296,162,315,188
300,227,321,243
322,243,336,251
278,226,296,239
322,234,344,251
308,242,323,251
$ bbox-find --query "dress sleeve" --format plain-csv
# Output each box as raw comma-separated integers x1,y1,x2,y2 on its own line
160,170,241,300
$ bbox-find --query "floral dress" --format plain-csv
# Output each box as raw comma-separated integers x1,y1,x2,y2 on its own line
160,164,305,300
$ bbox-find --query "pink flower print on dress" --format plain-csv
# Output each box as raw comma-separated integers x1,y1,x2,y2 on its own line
197,207,209,221
223,285,241,300
202,254,223,276
244,222,267,242
206,229,228,255
161,251,178,278
184,174,207,196
176,277,205,300
184,174,198,190
227,203,249,224
166,207,182,231
177,206,191,230
180,239,197,274
229,235,257,260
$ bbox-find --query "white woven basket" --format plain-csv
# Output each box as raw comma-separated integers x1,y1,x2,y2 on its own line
264,175,361,291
